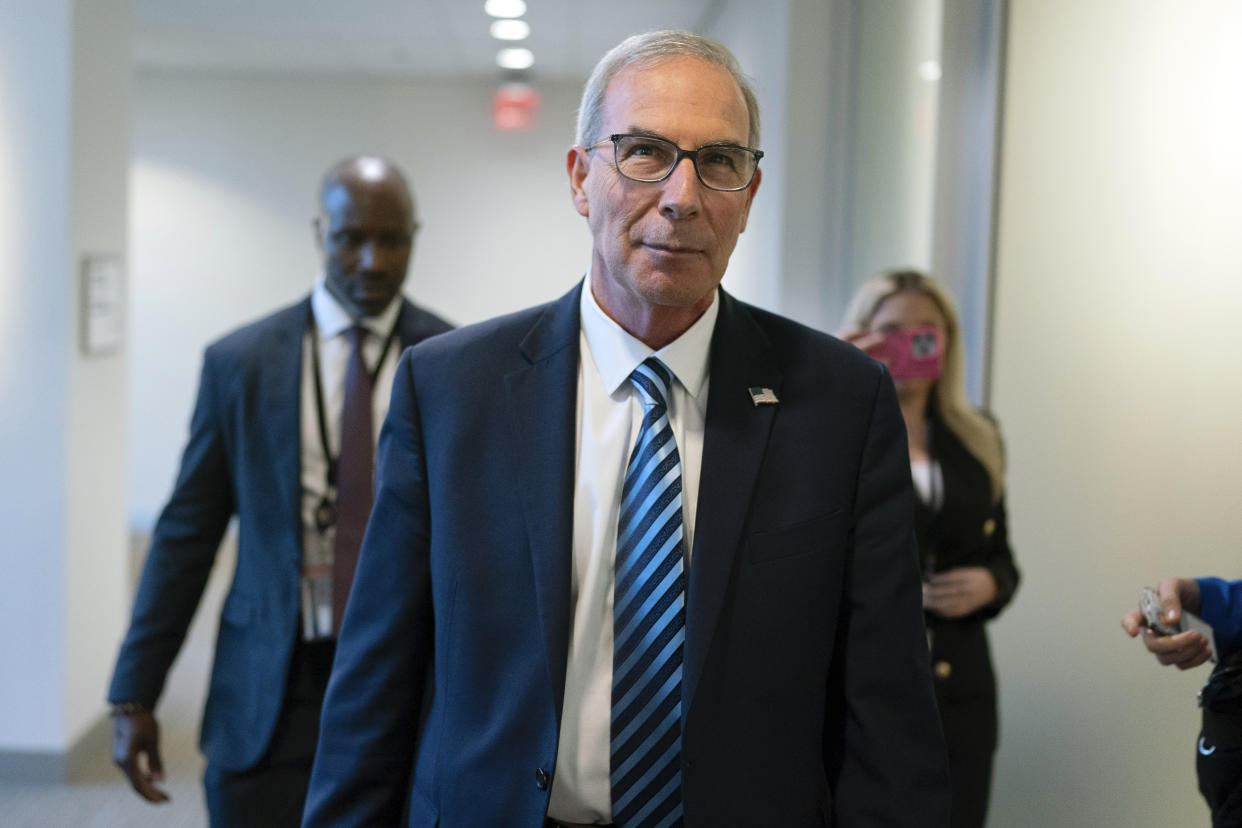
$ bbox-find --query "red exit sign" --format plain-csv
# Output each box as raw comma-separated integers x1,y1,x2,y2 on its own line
493,83,540,131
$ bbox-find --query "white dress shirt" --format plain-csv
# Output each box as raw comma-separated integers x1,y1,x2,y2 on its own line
547,280,717,822
298,280,403,639
910,459,944,511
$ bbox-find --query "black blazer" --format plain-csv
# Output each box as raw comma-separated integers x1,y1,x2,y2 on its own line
916,408,1019,755
108,296,452,772
303,284,950,828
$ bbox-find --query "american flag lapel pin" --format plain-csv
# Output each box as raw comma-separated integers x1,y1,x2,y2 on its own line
748,386,779,406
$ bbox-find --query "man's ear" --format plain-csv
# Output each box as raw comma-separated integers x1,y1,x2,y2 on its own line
736,166,762,234
567,146,591,218
312,215,327,255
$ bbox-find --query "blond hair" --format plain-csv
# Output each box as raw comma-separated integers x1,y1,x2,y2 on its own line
842,269,1005,500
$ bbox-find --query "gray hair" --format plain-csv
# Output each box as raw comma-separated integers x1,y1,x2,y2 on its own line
575,30,761,150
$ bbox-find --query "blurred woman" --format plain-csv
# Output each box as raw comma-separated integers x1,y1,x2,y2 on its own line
839,269,1020,828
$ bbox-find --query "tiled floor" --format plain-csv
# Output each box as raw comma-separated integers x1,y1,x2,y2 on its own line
0,547,233,828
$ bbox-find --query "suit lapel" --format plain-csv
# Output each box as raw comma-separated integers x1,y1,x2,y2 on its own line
396,298,423,349
263,300,309,565
496,286,779,722
396,299,414,349
503,284,583,724
683,290,781,713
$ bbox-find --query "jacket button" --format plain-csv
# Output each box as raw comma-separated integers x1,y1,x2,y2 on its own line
982,518,996,537
934,660,952,680
535,767,551,790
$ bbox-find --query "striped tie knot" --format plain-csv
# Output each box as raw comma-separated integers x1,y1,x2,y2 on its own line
629,357,673,411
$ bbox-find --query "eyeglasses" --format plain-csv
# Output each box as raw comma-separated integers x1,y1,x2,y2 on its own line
586,133,764,192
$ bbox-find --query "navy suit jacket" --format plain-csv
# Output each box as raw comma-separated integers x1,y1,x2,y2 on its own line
108,296,452,771
304,284,949,827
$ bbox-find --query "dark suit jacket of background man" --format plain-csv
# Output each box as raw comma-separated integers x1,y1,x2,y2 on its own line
303,282,950,827
108,295,452,771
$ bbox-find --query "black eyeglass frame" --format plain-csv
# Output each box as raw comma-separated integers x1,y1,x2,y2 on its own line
586,133,765,192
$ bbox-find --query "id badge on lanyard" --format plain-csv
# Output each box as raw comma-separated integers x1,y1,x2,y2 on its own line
299,303,402,640
301,497,337,640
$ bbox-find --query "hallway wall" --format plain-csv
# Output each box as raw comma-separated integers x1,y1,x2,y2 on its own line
0,0,131,763
0,0,74,755
989,1,1242,824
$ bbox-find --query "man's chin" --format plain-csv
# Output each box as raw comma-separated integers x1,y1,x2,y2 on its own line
636,271,719,309
354,292,397,318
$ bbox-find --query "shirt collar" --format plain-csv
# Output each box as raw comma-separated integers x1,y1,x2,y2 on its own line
579,277,717,400
311,277,403,342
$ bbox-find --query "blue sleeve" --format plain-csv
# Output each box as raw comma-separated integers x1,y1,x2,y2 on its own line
108,346,234,706
1196,578,1242,659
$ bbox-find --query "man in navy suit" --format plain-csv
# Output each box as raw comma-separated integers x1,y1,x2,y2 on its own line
305,32,949,828
107,156,452,827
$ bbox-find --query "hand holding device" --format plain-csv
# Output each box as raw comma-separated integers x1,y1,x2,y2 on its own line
1139,586,1218,663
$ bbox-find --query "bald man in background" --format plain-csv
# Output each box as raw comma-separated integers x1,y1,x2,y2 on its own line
107,156,452,827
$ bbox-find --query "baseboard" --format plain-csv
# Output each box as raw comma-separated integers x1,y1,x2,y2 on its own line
0,711,111,783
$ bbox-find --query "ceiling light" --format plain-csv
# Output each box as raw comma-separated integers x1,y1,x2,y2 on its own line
490,19,531,41
918,60,942,81
497,48,534,70
484,0,527,18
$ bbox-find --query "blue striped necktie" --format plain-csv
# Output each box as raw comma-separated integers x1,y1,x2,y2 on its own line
611,357,685,828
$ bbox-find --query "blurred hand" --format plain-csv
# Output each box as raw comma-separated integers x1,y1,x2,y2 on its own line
112,709,169,803
1120,576,1210,670
923,566,998,619
834,325,885,355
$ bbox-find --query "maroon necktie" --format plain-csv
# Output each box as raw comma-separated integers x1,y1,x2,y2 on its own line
332,325,373,635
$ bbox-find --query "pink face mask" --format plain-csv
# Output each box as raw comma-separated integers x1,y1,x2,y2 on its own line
867,326,944,381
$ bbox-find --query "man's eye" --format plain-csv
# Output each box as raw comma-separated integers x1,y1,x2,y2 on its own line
625,142,659,158
702,150,740,170
378,233,411,248
331,230,363,247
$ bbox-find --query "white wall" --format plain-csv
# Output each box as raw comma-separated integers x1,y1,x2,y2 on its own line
128,72,593,526
989,1,1242,825
709,0,946,336
703,0,791,317
850,0,944,288
65,0,132,749
714,0,948,335
0,0,131,757
0,0,73,753
771,0,839,331
931,0,1004,404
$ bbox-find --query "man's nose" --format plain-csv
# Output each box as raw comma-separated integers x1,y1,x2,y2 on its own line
658,156,703,220
358,241,380,270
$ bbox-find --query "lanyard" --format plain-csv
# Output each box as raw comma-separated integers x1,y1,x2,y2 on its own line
306,302,402,532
